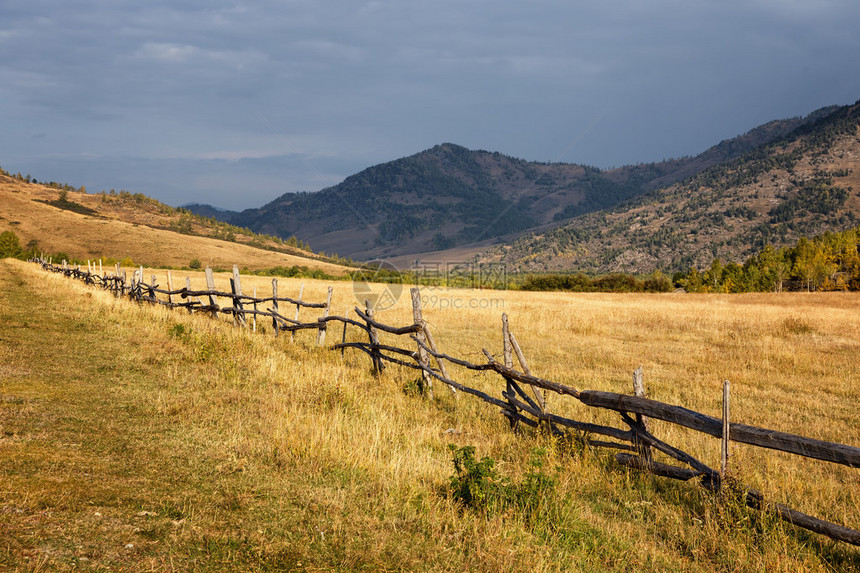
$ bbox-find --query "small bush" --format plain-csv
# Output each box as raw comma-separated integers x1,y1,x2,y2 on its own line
448,445,557,515
189,259,202,270
168,324,191,341
449,445,506,510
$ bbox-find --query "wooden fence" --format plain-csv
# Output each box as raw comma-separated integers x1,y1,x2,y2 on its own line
34,258,860,546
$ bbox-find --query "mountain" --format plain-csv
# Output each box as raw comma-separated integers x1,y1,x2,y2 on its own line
483,101,860,273
187,109,830,261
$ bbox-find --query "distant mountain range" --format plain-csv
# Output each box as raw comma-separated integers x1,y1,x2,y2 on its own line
186,101,859,271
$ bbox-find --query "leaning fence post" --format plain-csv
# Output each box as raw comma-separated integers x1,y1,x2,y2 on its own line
231,264,246,327
501,313,519,429
411,287,433,399
721,380,731,482
365,300,384,373
632,367,652,466
316,286,333,346
423,324,455,395
509,330,548,422
509,331,544,408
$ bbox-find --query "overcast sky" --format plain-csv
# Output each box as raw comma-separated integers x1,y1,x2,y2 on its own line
2,1,858,210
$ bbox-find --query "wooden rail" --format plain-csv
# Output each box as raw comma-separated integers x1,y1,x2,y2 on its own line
33,258,860,546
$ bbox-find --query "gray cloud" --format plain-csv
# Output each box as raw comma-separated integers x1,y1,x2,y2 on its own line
1,0,858,210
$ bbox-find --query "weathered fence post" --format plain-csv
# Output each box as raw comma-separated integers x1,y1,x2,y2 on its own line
231,264,246,327
340,306,349,357
204,267,218,317
316,286,333,346
509,330,549,430
150,274,157,301
99,259,103,278
129,268,139,300
632,366,652,466
411,287,433,399
509,330,545,410
423,324,455,395
252,286,257,333
271,279,280,337
365,300,384,373
185,277,196,313
721,379,731,482
292,284,304,343
166,271,174,306
502,313,519,429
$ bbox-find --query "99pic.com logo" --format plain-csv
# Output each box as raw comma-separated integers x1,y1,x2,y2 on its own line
351,260,404,311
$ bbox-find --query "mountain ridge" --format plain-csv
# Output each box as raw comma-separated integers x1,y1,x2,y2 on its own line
184,102,857,267
483,100,860,273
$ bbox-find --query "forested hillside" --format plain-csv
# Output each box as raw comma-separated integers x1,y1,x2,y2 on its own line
488,101,860,274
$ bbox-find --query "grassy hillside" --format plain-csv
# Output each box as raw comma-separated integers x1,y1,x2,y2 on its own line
491,101,860,273
1,259,857,570
0,174,350,274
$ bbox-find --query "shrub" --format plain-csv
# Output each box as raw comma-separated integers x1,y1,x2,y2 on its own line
449,445,506,510
189,259,202,270
448,445,557,515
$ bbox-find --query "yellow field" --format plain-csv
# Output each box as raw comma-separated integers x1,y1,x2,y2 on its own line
0,176,349,274
194,268,860,521
2,259,858,571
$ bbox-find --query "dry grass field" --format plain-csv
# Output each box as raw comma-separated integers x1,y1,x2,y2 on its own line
1,258,858,571
0,175,349,274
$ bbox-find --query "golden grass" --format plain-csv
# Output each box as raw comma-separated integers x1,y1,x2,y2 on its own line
0,176,349,274
2,259,859,571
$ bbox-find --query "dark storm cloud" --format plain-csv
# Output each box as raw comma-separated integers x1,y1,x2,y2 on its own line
1,1,858,209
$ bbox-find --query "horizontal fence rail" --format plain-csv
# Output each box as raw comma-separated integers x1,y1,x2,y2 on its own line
34,258,860,547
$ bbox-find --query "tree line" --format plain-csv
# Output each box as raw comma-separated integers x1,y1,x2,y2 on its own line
675,226,860,292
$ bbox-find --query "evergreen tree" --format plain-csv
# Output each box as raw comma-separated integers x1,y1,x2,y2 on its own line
0,231,24,259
